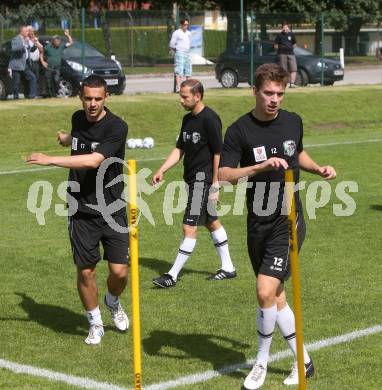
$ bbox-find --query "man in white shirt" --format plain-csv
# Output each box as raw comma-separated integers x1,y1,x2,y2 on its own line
169,18,192,92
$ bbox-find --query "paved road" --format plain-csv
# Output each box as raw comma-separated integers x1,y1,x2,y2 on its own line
125,66,382,94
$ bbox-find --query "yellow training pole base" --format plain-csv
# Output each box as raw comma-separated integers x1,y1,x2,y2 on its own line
128,160,142,390
285,169,307,390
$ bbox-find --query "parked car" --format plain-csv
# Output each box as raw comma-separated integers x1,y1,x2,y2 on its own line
215,40,344,88
0,36,126,99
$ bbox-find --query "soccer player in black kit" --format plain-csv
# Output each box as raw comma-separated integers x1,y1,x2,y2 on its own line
151,79,236,288
218,64,336,389
27,75,129,345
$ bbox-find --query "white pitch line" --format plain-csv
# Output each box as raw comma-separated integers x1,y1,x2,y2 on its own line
0,359,130,390
144,324,382,390
1,324,381,390
1,138,382,176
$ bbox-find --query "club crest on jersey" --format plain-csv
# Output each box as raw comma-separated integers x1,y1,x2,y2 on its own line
192,132,201,144
71,137,78,151
283,140,296,156
91,142,100,151
253,146,267,162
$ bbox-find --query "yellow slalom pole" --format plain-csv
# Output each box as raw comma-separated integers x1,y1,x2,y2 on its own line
128,160,142,390
285,169,307,390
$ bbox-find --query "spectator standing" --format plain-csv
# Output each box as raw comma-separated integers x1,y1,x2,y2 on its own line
169,18,192,92
8,26,37,99
26,25,44,97
274,22,297,88
41,30,73,97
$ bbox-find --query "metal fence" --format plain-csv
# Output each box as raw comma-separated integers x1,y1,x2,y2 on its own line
1,10,381,65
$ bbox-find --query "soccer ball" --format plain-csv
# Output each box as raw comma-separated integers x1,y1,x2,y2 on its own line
127,139,137,149
135,138,143,148
143,137,154,149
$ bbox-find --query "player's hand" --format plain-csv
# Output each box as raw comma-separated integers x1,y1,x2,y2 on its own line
208,189,219,203
152,171,163,186
258,157,289,172
57,131,70,146
26,153,52,166
317,165,336,180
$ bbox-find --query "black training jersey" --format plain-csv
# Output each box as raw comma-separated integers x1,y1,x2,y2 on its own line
220,109,303,222
68,108,128,216
274,32,296,55
176,106,222,184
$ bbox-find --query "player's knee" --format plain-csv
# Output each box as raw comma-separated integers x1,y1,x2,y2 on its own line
78,267,96,284
183,225,197,238
110,264,128,282
256,286,276,306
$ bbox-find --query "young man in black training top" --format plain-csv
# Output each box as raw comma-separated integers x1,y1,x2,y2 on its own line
151,79,236,288
218,64,336,389
26,75,129,345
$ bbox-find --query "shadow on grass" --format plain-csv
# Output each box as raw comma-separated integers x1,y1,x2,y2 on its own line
140,257,210,277
370,205,382,211
12,292,87,336
143,330,250,378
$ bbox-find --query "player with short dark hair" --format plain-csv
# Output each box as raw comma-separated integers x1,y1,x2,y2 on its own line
219,63,336,389
274,22,298,88
151,79,236,288
26,75,129,345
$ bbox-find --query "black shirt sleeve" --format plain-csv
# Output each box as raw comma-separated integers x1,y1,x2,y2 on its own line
205,112,222,154
297,116,303,152
219,123,243,168
292,33,297,45
274,33,281,45
95,118,128,158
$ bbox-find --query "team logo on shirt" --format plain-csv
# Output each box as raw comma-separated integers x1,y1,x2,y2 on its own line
192,132,201,144
253,146,267,162
71,137,78,151
91,142,100,151
283,140,296,156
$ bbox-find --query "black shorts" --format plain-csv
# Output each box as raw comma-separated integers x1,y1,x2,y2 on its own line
247,212,306,281
68,212,129,268
183,181,218,226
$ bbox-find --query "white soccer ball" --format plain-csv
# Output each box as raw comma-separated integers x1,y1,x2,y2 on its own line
143,137,154,149
135,138,143,148
127,139,137,149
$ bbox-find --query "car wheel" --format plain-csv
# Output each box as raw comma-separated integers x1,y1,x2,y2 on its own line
0,79,7,100
220,69,238,88
57,79,78,97
295,69,308,87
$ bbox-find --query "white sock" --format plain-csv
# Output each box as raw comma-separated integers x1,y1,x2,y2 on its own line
87,306,103,327
210,226,235,272
277,304,310,364
105,291,119,308
168,237,197,280
256,305,277,366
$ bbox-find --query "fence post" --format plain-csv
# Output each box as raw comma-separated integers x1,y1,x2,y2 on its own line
250,9,255,87
81,7,85,80
173,6,179,93
320,13,324,86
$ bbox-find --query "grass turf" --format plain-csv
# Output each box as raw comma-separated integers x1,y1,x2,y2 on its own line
0,86,381,389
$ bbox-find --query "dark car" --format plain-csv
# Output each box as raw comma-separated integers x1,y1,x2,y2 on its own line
215,40,344,88
0,36,126,99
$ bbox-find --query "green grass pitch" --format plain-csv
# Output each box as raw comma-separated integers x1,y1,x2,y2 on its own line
0,85,381,389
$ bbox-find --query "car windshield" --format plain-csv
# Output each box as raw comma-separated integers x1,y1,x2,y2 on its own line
63,41,104,58
294,46,314,56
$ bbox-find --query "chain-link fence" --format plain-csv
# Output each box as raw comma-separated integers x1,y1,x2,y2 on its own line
0,9,381,97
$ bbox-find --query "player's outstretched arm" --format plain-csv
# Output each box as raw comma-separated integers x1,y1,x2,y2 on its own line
299,150,336,180
152,147,184,185
26,152,105,169
57,131,72,147
219,157,288,184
